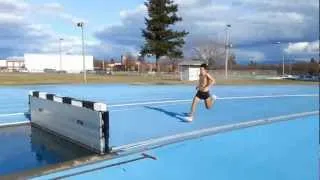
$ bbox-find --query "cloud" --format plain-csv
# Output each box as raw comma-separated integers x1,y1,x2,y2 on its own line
41,2,64,11
6,56,24,60
285,41,320,54
0,0,89,58
94,0,318,61
0,13,24,24
0,0,318,61
0,0,29,13
30,2,87,24
94,4,146,56
232,49,266,62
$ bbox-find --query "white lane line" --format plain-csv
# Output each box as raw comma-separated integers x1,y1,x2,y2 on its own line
0,112,25,117
0,121,30,127
109,94,318,108
111,110,319,152
1,94,317,115
218,94,318,100
109,99,190,107
106,97,176,104
112,102,189,112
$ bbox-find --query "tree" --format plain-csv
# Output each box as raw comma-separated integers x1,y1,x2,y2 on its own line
228,53,237,70
193,40,225,68
310,57,316,63
137,55,145,63
248,60,257,67
122,53,137,71
93,59,103,70
141,0,188,72
308,57,319,75
228,53,236,65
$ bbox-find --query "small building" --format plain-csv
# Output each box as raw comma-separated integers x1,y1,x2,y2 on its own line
179,61,203,81
0,60,7,72
7,59,25,72
0,60,6,68
0,59,26,72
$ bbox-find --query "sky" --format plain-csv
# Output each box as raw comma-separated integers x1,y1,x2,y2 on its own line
0,0,319,63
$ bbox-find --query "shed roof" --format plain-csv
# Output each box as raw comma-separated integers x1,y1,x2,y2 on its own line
178,60,204,66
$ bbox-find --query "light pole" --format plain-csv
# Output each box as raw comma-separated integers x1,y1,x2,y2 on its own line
102,59,105,71
59,38,64,71
287,42,292,75
77,22,86,83
282,52,285,76
289,55,292,74
273,41,285,76
225,24,231,79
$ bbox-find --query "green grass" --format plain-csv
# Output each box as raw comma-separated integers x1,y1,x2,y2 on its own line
0,72,317,86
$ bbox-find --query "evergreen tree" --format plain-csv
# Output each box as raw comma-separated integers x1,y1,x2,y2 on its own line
141,0,188,72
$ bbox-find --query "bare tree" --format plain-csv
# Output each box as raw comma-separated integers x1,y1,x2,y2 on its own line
193,39,225,68
228,53,237,70
122,52,138,71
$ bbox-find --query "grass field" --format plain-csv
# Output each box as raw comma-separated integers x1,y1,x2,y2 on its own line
0,72,317,86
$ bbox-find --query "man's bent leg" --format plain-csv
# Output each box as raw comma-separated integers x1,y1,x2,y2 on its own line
189,96,200,116
205,97,213,109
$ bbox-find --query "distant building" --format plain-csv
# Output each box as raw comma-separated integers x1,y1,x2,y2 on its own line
106,62,122,68
178,61,203,81
0,60,6,68
24,53,94,73
7,59,25,72
0,59,25,72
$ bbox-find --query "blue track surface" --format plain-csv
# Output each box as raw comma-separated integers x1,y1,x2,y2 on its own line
33,116,318,180
0,84,318,178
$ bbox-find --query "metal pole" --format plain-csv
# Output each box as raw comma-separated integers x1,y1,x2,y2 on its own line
79,23,86,83
282,54,285,76
289,56,292,74
59,38,63,71
225,25,231,79
273,42,282,76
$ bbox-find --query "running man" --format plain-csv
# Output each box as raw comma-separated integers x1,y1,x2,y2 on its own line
185,63,217,122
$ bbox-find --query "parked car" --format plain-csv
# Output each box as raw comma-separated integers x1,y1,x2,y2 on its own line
44,68,56,73
56,70,67,74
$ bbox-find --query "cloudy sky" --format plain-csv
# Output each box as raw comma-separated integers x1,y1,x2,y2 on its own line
0,0,319,63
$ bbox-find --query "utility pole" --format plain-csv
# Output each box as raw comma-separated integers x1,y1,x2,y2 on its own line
225,24,231,79
59,38,64,71
273,42,285,76
282,54,285,76
102,59,105,71
77,22,87,83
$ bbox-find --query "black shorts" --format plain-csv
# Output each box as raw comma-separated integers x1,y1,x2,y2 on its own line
196,91,211,100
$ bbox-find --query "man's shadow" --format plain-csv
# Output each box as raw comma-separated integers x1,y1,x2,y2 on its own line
144,106,189,122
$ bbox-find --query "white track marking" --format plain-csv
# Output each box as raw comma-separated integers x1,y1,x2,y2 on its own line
106,97,176,104
0,112,25,117
109,94,318,108
112,102,189,112
1,94,317,115
111,111,319,153
218,94,318,100
0,121,30,127
109,99,190,107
